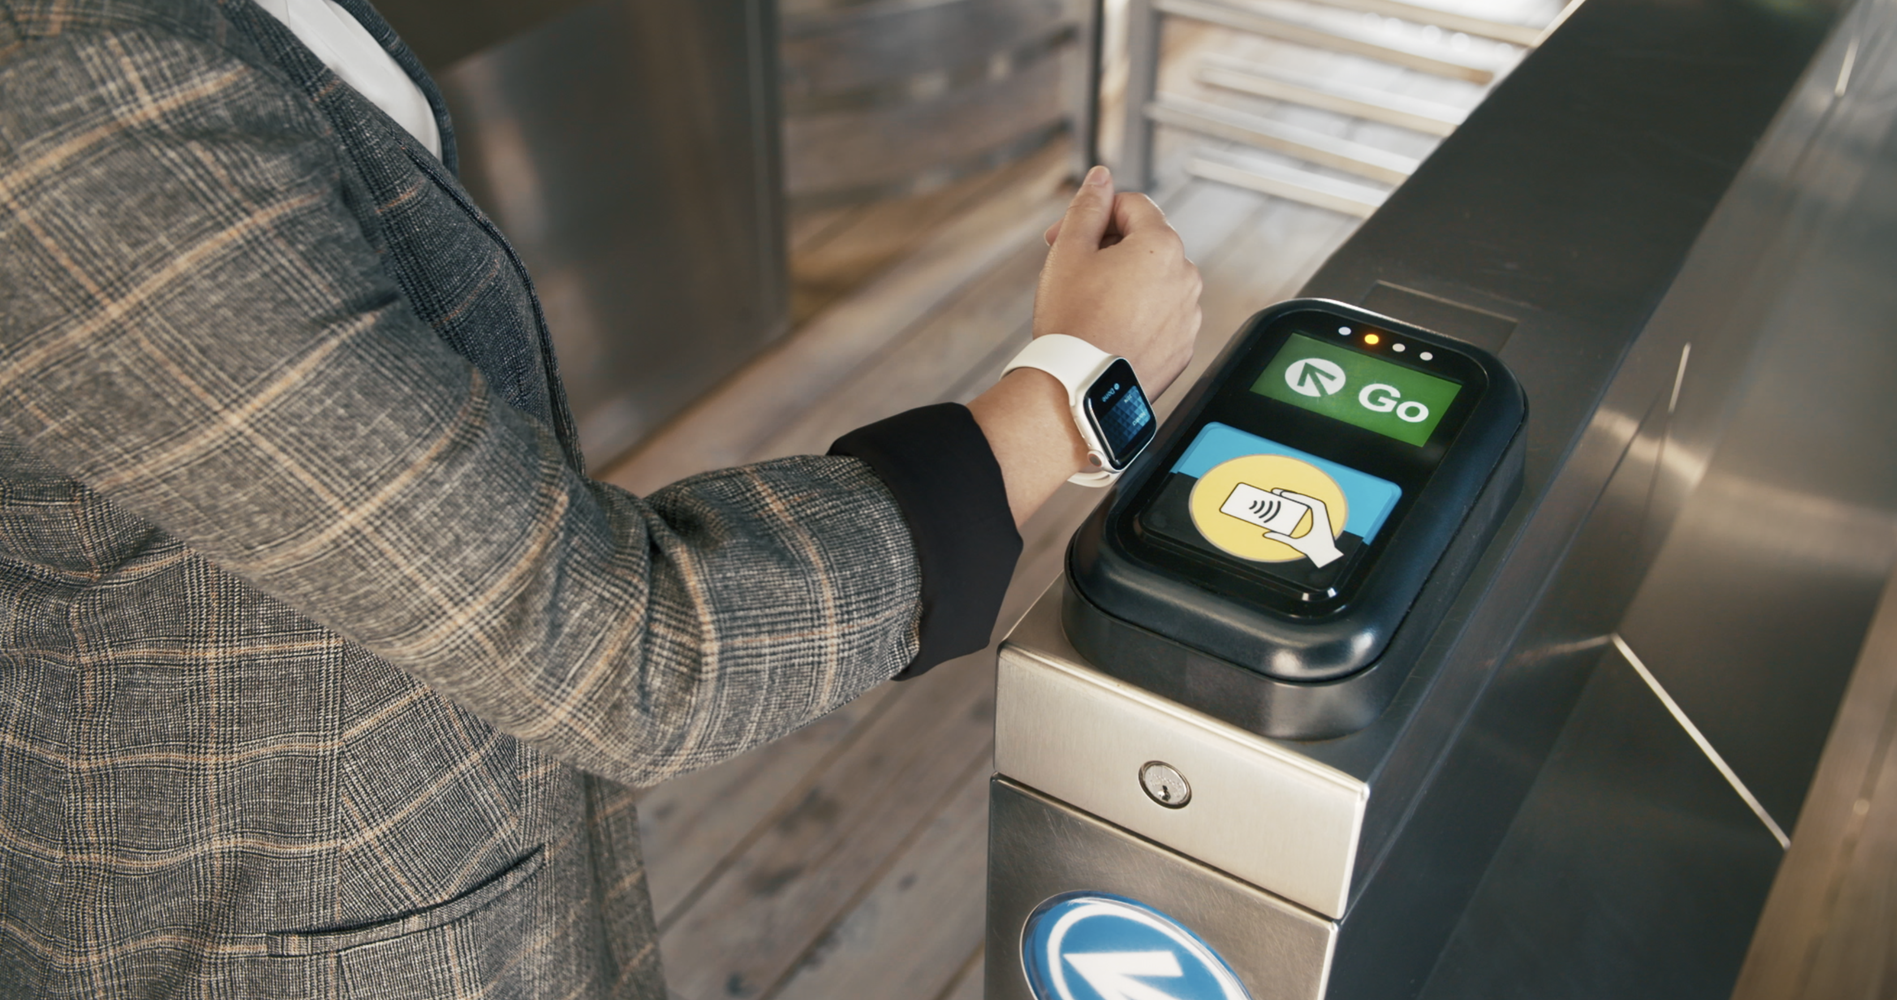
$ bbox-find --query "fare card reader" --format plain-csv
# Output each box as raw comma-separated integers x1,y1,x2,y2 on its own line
1065,300,1526,739
986,301,1528,1000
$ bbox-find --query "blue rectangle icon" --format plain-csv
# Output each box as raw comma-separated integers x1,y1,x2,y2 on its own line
1172,422,1403,542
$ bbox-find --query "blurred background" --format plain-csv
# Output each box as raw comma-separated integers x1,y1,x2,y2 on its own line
373,0,1546,475
378,0,1105,467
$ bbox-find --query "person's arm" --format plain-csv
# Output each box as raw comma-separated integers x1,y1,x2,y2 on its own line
969,165,1202,528
823,169,1202,680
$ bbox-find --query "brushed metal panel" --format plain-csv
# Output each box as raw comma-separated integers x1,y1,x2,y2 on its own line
996,588,1368,919
437,0,788,467
1418,647,1786,1000
1420,6,1897,994
985,778,1337,1000
1360,283,1516,354
1277,0,1841,991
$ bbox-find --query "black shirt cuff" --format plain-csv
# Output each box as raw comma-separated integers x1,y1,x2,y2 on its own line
830,403,1022,679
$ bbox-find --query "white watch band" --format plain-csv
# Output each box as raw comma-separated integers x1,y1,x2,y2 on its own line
1002,334,1123,487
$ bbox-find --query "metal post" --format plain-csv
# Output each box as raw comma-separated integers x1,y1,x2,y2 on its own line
1068,0,1108,178
1119,0,1162,190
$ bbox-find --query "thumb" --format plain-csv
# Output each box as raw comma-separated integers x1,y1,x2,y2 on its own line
1051,165,1115,258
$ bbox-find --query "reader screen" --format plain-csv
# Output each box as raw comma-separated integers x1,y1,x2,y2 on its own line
1251,333,1462,446
1123,308,1493,611
1140,423,1402,593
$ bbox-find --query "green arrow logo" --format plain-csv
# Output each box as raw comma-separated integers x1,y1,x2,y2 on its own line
1284,358,1346,398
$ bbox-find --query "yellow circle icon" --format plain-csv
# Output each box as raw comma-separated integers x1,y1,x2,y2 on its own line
1188,455,1349,562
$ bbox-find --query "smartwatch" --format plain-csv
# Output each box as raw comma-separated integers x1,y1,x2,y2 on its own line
1002,334,1159,486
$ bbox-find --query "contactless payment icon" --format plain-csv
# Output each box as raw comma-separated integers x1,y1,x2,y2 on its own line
1138,422,1402,590
1191,455,1348,566
1021,892,1252,1000
1218,483,1310,536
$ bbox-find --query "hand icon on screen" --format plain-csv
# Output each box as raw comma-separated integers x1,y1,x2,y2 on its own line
1265,489,1344,568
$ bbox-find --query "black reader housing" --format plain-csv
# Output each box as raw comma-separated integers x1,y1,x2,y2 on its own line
1065,300,1526,739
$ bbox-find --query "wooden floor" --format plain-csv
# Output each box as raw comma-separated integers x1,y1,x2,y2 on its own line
1733,569,1897,1000
596,4,1548,996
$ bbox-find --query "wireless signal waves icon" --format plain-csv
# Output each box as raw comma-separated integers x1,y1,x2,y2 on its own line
1218,483,1310,535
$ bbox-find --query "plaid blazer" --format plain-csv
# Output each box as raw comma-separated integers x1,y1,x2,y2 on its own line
0,1,949,996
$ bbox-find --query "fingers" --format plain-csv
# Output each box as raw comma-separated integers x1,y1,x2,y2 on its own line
1050,165,1116,259
1047,217,1125,248
1272,489,1322,508
1111,191,1174,241
1048,180,1180,253
1029,165,1199,393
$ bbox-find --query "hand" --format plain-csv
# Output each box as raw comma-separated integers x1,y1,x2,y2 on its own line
1033,165,1201,400
965,166,1202,529
1265,489,1344,567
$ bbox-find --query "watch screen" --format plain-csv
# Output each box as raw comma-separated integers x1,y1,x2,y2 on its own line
1252,333,1462,446
1085,358,1156,468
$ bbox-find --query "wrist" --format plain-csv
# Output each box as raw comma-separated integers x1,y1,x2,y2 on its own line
967,369,1090,528
976,368,1089,471
1004,336,1157,485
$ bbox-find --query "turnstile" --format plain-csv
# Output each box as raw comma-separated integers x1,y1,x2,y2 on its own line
984,0,1897,994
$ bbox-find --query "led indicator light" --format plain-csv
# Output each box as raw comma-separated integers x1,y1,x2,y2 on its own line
1392,343,1406,353
1338,326,1352,336
1363,333,1382,346
1420,351,1434,361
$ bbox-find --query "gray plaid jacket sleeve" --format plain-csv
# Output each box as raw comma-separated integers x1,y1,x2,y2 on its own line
0,14,923,787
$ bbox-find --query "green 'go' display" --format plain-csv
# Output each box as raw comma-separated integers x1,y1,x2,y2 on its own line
1251,332,1463,446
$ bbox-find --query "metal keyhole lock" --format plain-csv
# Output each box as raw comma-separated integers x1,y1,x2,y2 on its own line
1139,761,1192,808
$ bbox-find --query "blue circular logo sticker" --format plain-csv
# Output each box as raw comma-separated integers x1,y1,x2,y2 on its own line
1021,892,1253,1000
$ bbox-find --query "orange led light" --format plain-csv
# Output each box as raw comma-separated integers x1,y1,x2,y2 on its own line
1363,333,1381,345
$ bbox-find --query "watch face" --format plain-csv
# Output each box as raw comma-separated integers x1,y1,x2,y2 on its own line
1084,358,1156,469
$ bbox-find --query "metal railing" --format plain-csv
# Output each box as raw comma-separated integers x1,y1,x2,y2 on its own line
1117,0,1578,208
